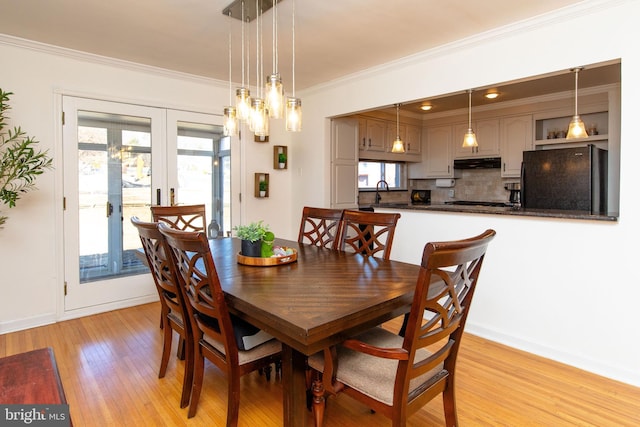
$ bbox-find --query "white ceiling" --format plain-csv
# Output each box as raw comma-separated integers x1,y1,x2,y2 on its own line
0,0,619,112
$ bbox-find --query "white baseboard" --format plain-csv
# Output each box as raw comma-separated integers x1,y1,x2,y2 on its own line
466,322,640,388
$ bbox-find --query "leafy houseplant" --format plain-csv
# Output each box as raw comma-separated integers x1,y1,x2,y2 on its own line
259,180,268,196
0,89,53,227
234,221,270,257
278,152,287,168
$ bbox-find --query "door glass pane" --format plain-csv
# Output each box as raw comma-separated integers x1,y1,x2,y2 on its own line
176,121,226,233
77,112,151,283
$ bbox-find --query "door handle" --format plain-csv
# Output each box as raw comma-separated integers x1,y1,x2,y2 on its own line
156,188,161,205
106,201,113,218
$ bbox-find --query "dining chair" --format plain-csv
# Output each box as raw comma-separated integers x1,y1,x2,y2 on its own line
158,223,282,423
337,209,400,260
297,206,344,249
308,229,496,427
130,216,193,409
150,204,207,233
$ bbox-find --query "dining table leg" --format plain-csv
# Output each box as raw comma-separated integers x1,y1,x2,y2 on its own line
281,343,308,427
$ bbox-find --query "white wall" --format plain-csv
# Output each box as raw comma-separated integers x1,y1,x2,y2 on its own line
0,0,638,388
293,0,640,387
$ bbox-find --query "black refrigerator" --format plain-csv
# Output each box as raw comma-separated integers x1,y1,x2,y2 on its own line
521,145,607,213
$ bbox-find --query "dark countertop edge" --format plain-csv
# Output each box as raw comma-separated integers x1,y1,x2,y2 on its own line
367,204,619,222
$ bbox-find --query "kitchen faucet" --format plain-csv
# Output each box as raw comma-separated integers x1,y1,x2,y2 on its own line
375,180,389,204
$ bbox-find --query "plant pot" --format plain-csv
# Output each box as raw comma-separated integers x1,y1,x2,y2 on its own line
278,162,285,169
241,239,262,257
259,190,266,197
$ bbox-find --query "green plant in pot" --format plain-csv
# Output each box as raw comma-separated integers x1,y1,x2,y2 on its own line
259,180,268,196
278,152,287,168
233,220,269,257
0,89,53,228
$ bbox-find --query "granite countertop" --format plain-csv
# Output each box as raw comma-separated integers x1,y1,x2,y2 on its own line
365,203,618,222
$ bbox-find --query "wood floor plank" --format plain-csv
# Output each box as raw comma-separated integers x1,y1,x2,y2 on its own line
1,302,638,426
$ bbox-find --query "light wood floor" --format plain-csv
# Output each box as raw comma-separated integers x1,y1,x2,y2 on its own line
1,302,639,426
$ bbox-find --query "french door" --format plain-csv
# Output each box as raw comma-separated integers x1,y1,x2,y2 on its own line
62,96,227,312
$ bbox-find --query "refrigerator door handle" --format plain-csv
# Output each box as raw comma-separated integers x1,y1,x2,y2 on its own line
520,161,526,208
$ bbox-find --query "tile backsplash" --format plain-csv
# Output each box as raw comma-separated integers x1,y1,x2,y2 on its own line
359,169,519,205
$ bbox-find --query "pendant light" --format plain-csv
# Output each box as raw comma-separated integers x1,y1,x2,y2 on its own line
235,1,251,122
286,0,302,132
566,67,588,139
462,89,478,148
223,11,238,136
265,0,284,118
250,0,269,136
391,103,405,153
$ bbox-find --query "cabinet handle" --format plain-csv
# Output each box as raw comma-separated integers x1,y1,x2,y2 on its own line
362,138,366,147
368,138,372,147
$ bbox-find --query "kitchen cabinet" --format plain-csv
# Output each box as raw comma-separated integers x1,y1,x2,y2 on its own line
331,118,359,208
453,118,500,159
409,124,458,179
358,118,387,152
404,124,422,155
500,114,532,177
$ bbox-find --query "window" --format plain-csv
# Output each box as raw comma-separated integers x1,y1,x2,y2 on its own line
358,161,406,189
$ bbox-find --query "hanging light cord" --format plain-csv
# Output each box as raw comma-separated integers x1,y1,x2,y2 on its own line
241,1,245,87
574,68,579,116
227,11,232,105
291,0,296,96
468,90,472,127
396,104,400,137
272,0,278,73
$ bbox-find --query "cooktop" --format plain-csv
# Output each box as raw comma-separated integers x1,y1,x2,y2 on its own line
444,200,508,207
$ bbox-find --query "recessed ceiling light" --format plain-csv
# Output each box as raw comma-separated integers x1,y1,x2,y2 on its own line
484,92,499,99
420,104,432,111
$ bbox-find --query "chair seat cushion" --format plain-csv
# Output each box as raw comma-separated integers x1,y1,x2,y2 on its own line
202,332,281,364
308,327,444,406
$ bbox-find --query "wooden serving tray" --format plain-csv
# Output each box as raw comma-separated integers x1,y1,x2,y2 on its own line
237,249,297,267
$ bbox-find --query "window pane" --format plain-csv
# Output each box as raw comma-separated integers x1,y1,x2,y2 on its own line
358,161,404,189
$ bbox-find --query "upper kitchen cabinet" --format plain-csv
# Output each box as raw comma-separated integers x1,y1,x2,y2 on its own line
453,118,500,159
358,117,387,152
404,124,422,156
409,125,459,179
500,114,532,177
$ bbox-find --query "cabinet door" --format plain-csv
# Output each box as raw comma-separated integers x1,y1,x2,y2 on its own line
364,118,387,152
405,124,422,155
454,119,500,158
412,125,453,178
331,118,359,208
500,115,532,177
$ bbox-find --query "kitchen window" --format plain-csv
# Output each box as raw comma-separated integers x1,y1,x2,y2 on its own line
358,161,406,189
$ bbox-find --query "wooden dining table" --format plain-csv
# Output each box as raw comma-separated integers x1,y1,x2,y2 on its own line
208,237,419,427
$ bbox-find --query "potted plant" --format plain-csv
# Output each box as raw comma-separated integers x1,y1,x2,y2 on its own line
0,89,53,228
278,152,287,169
233,221,269,257
259,180,268,197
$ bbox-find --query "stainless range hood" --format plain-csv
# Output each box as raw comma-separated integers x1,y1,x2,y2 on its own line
453,157,501,169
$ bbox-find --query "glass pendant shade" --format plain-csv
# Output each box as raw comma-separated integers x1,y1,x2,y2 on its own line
566,67,588,139
235,87,252,122
462,129,478,148
223,106,238,136
251,98,269,136
567,115,588,139
265,73,284,118
285,97,302,132
391,137,405,153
